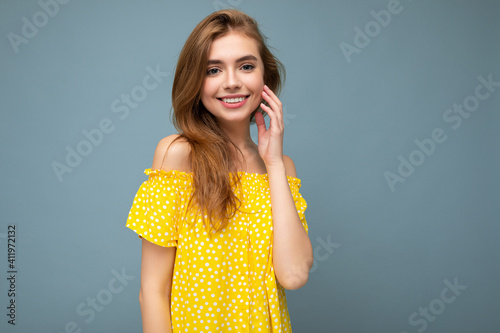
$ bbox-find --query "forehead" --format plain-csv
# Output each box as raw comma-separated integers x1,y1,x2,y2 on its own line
208,31,261,61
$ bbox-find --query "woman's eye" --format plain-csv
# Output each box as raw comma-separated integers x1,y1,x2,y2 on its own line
207,68,220,75
241,64,255,71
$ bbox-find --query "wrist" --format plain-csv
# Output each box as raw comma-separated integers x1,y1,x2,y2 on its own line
266,161,285,174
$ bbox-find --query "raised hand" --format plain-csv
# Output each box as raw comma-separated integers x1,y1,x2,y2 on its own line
255,85,285,168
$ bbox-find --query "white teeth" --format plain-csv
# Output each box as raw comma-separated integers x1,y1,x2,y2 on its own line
222,97,246,103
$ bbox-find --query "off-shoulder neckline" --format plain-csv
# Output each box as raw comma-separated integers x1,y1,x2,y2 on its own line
143,168,302,183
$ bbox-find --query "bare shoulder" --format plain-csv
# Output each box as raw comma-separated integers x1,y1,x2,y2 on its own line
283,154,298,178
151,134,191,172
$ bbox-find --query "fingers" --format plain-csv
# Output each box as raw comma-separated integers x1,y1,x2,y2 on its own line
254,110,267,135
261,85,283,130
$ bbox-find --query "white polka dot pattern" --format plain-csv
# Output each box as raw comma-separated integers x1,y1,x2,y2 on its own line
126,168,309,332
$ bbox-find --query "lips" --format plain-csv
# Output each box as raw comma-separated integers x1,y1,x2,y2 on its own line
217,95,249,109
217,95,249,104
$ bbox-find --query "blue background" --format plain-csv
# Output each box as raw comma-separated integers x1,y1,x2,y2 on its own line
1,0,499,332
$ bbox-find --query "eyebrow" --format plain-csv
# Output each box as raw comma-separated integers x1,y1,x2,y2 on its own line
207,55,258,65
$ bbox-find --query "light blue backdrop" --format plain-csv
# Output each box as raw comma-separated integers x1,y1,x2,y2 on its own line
1,0,499,332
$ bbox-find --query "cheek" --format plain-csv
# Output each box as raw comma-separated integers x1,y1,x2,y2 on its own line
251,76,265,94
251,78,265,108
201,81,215,100
257,74,264,87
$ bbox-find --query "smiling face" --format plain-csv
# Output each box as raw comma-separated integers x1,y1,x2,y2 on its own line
201,30,265,125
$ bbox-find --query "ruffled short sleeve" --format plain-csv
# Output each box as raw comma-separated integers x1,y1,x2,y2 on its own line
126,168,190,247
287,176,309,234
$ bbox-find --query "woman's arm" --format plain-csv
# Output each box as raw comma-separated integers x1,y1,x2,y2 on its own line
267,156,313,290
139,240,176,333
138,134,190,332
256,85,313,290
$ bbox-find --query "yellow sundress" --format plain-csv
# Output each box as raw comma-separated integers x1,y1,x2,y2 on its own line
126,168,309,332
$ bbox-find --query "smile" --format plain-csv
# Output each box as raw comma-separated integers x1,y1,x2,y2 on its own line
220,96,248,103
217,95,249,109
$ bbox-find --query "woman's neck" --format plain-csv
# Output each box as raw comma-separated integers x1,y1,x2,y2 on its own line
218,119,256,153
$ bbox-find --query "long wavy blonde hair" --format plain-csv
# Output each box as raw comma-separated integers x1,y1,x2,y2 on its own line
166,9,285,237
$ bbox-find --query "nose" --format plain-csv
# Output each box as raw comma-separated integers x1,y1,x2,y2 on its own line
222,69,241,90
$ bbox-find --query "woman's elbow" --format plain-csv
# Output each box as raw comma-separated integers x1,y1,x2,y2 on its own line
283,276,309,290
139,288,171,304
279,267,311,290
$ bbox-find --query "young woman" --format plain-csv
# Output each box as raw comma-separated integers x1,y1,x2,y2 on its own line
126,9,313,332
